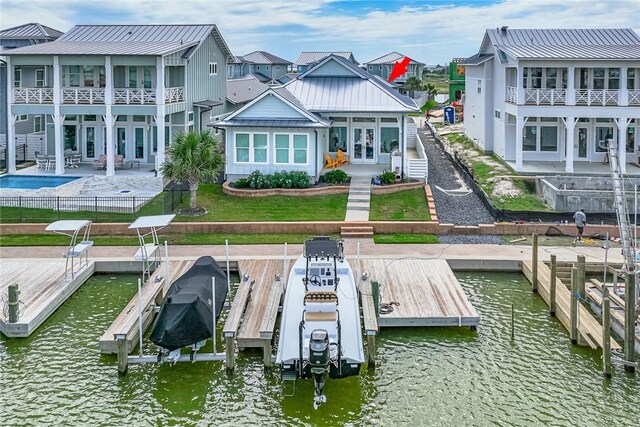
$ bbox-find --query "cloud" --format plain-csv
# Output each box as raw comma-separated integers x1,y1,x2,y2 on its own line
1,0,638,64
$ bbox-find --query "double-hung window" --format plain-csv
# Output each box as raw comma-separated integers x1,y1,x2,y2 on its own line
35,69,46,87
13,69,21,87
235,133,268,163
274,134,308,164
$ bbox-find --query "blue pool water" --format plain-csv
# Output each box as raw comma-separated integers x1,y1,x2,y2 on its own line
0,175,81,190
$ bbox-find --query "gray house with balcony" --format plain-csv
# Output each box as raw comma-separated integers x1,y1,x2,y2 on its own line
363,52,425,87
1,23,63,145
463,28,640,173
4,24,232,176
227,51,292,84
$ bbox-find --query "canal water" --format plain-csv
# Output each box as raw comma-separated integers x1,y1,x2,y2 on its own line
1,272,639,426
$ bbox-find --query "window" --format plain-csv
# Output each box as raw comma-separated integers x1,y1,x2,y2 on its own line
380,127,399,154
83,66,95,87
35,69,46,87
596,127,614,152
545,68,557,89
275,134,290,163
353,117,375,123
83,115,97,122
16,114,28,122
293,135,307,164
133,115,146,122
236,133,250,162
628,68,636,90
67,66,81,87
188,111,194,123
494,110,501,119
13,69,21,87
540,127,558,151
608,68,620,90
523,126,537,151
627,126,635,152
253,134,267,162
369,66,373,70
329,125,348,153
116,115,127,122
593,68,605,90
235,133,267,163
209,62,218,76
34,116,43,133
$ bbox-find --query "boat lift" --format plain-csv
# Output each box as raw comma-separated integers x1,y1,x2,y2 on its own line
45,220,94,279
128,214,175,281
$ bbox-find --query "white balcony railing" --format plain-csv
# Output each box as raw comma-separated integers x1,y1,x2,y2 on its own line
165,87,185,103
629,89,640,106
114,88,157,105
575,89,619,106
523,88,566,105
506,86,517,103
62,87,106,104
13,88,54,104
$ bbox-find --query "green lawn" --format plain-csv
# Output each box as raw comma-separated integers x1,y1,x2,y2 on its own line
0,232,339,247
369,188,430,221
173,184,347,222
374,233,439,244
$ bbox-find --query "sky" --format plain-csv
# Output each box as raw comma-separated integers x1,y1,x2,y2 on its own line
1,0,639,65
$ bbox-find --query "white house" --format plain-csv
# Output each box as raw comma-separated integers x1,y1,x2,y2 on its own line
215,55,419,182
463,27,640,173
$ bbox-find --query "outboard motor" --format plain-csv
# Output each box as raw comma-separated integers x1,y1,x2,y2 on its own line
309,329,330,409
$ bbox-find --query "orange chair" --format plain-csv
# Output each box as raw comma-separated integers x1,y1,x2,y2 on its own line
336,149,350,166
324,152,338,169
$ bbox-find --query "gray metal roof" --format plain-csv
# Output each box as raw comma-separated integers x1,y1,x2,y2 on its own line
364,52,425,65
295,51,357,66
4,24,233,58
498,44,640,60
487,28,640,47
461,53,494,65
193,100,223,108
212,119,329,128
227,75,269,104
0,23,64,40
240,50,292,65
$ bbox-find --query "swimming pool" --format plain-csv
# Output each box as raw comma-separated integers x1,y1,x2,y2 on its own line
0,175,81,190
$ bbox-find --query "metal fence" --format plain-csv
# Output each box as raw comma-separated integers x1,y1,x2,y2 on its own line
163,181,190,213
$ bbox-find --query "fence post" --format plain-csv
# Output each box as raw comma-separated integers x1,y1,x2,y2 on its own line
19,196,23,222
132,196,136,219
56,196,60,220
95,196,98,221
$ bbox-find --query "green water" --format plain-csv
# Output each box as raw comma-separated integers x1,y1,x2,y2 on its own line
1,273,639,426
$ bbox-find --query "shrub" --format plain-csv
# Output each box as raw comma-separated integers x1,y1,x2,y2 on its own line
234,178,249,188
242,170,311,189
289,171,311,188
378,171,397,185
321,169,350,185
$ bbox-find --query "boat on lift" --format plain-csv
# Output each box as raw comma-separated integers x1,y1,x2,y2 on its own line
275,237,364,409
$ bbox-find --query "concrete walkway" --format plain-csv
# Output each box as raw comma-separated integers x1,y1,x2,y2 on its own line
344,176,371,221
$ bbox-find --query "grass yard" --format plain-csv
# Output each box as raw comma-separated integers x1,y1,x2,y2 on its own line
368,188,431,221
374,233,439,244
174,184,347,221
0,232,338,247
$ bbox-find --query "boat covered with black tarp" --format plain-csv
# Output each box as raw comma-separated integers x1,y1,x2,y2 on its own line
150,256,228,351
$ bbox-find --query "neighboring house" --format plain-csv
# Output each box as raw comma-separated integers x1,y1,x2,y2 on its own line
448,58,466,102
226,51,292,84
1,23,63,143
463,27,640,173
363,52,425,86
4,24,232,176
215,55,419,182
226,74,269,112
294,52,358,73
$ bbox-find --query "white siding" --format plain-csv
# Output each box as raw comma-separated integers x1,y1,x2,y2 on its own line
236,95,306,119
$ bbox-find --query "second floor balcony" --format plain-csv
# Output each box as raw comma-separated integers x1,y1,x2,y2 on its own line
13,86,185,106
506,86,640,107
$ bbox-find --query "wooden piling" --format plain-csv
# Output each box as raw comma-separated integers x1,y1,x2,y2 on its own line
8,284,19,323
531,234,538,292
511,303,515,341
577,255,586,298
624,273,636,372
225,336,235,371
549,255,557,316
570,268,578,344
367,332,376,369
371,281,380,319
602,287,612,378
116,334,128,375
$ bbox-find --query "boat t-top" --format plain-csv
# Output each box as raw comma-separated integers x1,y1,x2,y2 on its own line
276,237,364,409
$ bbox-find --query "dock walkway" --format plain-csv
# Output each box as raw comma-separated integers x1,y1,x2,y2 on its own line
0,259,94,337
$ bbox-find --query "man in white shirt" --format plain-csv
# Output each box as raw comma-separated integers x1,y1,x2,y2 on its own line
573,208,586,244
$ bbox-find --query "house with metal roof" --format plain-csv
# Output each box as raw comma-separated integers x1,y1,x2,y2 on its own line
294,52,358,73
214,55,420,182
227,51,292,84
463,27,640,174
1,23,63,154
226,74,269,111
363,52,425,84
3,24,232,177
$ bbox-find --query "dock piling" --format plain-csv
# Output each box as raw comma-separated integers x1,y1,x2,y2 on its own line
8,284,19,323
511,303,515,341
624,273,636,372
577,255,586,298
570,267,578,344
116,334,128,375
549,255,557,316
371,281,380,319
225,334,235,371
531,234,538,292
367,332,376,369
602,288,612,378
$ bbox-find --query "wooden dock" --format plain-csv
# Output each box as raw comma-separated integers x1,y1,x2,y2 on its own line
0,259,94,337
359,259,480,328
98,260,194,354
522,260,620,350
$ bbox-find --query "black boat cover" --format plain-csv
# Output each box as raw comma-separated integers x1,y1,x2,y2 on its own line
150,256,228,351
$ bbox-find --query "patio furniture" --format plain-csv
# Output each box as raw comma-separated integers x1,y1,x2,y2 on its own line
323,152,338,169
114,154,124,170
46,158,56,171
93,154,107,170
125,160,140,169
68,154,81,168
35,153,49,170
336,149,350,166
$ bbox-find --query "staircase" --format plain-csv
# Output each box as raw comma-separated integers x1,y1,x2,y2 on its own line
340,226,374,238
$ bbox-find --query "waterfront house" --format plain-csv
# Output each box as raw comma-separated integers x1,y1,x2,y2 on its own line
227,51,292,84
4,24,232,176
1,23,63,149
214,55,420,182
463,27,640,173
294,52,359,73
363,52,425,87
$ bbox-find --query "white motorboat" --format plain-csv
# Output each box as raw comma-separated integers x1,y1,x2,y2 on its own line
275,237,365,409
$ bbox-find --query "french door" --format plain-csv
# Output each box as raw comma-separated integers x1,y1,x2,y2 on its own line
83,126,97,161
574,127,589,161
352,127,375,163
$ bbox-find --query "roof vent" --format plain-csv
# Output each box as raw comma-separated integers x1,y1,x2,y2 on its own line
500,26,508,34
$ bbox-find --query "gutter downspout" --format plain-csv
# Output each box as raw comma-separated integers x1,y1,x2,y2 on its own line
0,59,7,170
401,115,405,180
314,129,318,182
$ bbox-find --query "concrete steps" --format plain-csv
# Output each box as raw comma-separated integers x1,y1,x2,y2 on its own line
341,226,374,238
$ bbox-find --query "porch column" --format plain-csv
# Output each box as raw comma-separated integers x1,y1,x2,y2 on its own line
155,57,166,177
565,116,575,173
566,66,575,105
618,117,629,174
53,56,64,175
515,116,524,171
105,56,115,177
620,66,628,106
516,64,524,104
6,56,16,173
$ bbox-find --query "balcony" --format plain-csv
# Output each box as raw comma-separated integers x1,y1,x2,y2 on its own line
506,87,627,106
575,89,619,106
12,87,185,105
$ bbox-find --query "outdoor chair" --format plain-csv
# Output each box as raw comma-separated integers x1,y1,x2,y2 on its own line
35,153,49,170
93,154,107,170
46,158,56,171
323,153,338,169
114,154,124,170
68,154,81,168
336,149,350,166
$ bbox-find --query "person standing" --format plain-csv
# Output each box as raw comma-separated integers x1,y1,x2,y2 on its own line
573,208,587,244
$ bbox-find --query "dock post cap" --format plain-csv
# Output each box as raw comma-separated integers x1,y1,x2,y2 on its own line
114,333,127,340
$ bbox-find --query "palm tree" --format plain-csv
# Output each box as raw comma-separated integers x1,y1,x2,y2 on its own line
161,130,224,211
404,76,423,98
423,83,438,100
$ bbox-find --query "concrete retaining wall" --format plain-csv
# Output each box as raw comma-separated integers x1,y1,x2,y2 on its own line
539,176,640,213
